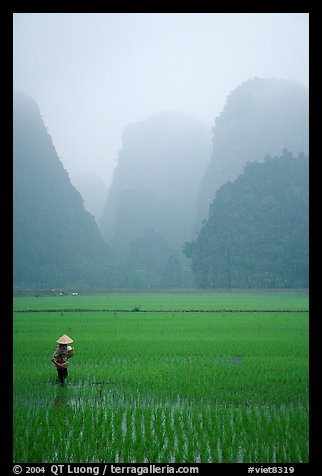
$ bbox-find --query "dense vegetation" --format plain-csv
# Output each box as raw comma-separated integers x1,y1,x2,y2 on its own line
185,151,308,288
13,91,113,289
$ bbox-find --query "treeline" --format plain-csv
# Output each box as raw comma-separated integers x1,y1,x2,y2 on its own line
184,150,308,288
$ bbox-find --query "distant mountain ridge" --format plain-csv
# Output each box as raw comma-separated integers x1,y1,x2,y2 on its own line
13,91,113,289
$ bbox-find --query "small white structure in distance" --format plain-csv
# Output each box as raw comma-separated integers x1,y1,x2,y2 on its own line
72,292,78,296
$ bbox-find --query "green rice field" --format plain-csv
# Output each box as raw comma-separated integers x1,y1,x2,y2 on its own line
13,291,309,463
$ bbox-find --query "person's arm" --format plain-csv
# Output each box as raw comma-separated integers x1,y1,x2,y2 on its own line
52,358,64,368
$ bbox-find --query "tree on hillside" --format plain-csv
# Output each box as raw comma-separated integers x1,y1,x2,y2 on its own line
184,151,308,288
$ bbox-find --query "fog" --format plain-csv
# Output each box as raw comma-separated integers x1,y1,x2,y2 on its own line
13,13,309,197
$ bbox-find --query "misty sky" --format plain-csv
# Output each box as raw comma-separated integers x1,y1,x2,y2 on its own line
13,13,309,190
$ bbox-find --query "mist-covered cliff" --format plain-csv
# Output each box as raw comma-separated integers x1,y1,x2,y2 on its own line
99,111,211,287
100,111,211,251
13,91,113,289
196,78,309,228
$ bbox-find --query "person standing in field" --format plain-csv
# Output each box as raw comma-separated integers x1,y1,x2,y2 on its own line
52,334,74,385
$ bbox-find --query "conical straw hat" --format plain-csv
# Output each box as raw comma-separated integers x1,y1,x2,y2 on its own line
57,334,74,344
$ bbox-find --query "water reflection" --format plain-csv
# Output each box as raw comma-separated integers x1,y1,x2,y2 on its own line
54,386,68,410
